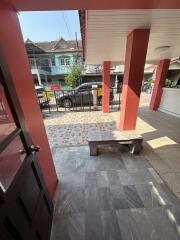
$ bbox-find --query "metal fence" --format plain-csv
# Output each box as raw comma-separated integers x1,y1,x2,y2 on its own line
39,87,121,113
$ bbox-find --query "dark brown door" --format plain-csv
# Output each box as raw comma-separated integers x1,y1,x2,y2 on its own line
0,51,53,240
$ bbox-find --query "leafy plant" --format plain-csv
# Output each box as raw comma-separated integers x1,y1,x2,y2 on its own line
65,65,84,88
164,78,172,88
147,78,154,87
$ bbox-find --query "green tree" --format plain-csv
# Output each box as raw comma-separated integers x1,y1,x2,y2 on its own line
65,65,84,88
164,78,172,88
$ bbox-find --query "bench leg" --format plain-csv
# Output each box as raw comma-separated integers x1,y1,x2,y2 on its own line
89,144,98,156
131,140,143,154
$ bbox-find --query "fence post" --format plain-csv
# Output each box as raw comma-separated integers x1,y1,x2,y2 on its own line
54,90,58,112
46,91,51,113
92,85,98,110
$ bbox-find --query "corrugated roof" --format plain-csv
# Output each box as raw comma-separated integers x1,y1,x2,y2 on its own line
25,38,82,53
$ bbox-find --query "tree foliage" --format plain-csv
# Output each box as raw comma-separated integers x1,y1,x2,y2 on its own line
65,65,84,88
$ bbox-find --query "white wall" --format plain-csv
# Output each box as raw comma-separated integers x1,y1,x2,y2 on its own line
159,88,180,118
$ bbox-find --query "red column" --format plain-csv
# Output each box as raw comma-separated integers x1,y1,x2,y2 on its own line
102,61,111,113
150,59,170,110
119,29,150,131
0,2,58,198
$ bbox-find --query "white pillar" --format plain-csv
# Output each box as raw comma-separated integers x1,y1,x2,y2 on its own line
115,74,118,92
37,72,42,85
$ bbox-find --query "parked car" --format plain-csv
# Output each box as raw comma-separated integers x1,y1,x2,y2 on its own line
35,86,49,108
57,82,114,108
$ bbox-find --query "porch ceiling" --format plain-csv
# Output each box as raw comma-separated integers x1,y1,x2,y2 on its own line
85,10,180,65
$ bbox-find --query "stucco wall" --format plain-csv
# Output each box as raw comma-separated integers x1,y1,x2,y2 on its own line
159,88,180,118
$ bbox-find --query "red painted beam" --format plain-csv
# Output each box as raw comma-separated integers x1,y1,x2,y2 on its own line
102,61,111,113
150,59,170,110
119,29,150,131
6,0,180,11
0,1,58,199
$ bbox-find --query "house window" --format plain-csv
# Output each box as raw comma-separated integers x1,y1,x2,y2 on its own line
29,59,35,67
43,59,49,66
58,43,68,49
60,58,70,66
51,57,56,66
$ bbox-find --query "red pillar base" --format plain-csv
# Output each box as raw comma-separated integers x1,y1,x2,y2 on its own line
150,59,170,111
102,61,111,113
119,29,150,131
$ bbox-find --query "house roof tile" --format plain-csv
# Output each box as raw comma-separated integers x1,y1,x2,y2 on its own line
25,38,82,53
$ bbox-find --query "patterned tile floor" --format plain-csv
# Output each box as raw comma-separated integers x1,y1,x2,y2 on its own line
51,145,180,240
44,111,117,148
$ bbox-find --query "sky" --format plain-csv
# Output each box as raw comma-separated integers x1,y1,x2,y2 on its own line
18,11,81,42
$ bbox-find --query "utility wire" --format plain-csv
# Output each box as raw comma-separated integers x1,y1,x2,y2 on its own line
62,12,73,40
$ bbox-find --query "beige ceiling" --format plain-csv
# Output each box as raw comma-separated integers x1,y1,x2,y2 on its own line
85,10,180,65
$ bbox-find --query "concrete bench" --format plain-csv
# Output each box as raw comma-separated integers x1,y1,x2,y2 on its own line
88,130,143,156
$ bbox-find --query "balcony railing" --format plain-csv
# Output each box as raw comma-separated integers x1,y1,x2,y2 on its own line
31,65,71,75
31,64,126,75
50,66,71,74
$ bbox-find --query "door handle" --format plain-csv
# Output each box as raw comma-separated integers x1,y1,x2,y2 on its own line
18,145,40,155
29,145,40,154
18,149,26,154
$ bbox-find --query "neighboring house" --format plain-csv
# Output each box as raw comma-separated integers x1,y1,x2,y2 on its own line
25,38,157,88
144,59,180,88
167,57,180,85
25,38,83,85
81,64,156,87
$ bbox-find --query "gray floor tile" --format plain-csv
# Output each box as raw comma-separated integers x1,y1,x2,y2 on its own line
121,153,151,170
60,172,85,188
131,155,152,169
110,185,144,210
110,186,126,199
85,159,96,172
54,187,85,214
75,158,86,173
98,187,111,211
112,198,133,210
85,187,99,212
135,182,173,208
107,171,121,186
116,208,159,240
148,168,163,184
85,211,103,240
51,213,85,240
120,153,136,169
71,188,85,213
85,172,97,187
123,185,144,209
117,169,157,185
96,171,109,188
146,207,180,240
160,183,180,207
101,210,122,240
96,155,125,171
166,205,180,226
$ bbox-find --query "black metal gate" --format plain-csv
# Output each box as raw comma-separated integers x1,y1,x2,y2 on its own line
40,87,121,113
